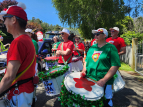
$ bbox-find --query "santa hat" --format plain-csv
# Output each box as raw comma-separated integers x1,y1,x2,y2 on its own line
0,2,27,21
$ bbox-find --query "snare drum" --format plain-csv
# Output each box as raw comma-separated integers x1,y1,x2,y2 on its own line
71,56,83,72
44,56,59,70
59,72,105,107
40,65,68,96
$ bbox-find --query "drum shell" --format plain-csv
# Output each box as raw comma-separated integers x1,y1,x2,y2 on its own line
45,61,58,70
71,57,83,72
43,74,64,96
113,70,125,92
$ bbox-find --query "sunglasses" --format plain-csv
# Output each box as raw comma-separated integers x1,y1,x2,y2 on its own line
61,33,65,35
3,15,19,22
110,30,115,32
96,32,104,36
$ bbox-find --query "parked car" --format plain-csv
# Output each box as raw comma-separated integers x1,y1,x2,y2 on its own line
45,31,63,42
37,31,63,72
37,38,54,71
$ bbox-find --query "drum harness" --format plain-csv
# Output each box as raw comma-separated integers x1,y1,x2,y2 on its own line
74,44,81,57
61,42,72,65
0,54,37,107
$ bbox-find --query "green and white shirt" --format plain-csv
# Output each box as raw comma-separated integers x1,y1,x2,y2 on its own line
52,42,61,50
85,43,121,85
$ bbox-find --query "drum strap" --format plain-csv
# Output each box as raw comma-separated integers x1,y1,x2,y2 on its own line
74,44,80,56
0,77,33,97
12,54,35,85
61,42,72,65
0,54,35,97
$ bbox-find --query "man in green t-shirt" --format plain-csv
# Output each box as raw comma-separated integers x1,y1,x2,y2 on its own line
81,28,121,107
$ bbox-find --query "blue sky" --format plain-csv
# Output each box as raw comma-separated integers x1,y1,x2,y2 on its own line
7,0,143,27
16,0,66,27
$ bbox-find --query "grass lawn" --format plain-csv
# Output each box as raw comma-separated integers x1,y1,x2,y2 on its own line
119,62,134,72
119,62,143,83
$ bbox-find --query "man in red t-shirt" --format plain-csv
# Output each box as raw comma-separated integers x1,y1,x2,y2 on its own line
0,3,36,106
106,27,126,55
56,28,74,73
73,35,85,57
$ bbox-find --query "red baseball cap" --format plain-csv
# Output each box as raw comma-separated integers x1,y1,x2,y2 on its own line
7,6,27,21
0,2,27,21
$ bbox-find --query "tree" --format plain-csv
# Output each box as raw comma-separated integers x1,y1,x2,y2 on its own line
27,17,63,33
120,31,143,45
0,0,18,11
0,0,18,39
113,16,134,36
54,24,61,31
133,16,143,33
0,30,7,37
26,21,43,31
125,0,143,18
52,0,130,39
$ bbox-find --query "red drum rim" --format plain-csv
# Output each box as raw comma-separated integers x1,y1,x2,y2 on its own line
44,56,59,61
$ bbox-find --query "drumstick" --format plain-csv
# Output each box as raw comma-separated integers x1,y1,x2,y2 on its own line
54,50,56,56
88,78,97,83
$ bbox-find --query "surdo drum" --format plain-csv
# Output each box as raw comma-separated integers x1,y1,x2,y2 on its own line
42,65,69,96
59,72,105,107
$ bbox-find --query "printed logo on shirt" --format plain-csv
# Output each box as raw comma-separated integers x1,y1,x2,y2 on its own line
93,41,96,45
53,44,57,49
92,51,102,62
108,41,114,44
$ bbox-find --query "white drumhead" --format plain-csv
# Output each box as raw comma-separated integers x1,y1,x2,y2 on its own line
0,54,7,59
64,72,104,101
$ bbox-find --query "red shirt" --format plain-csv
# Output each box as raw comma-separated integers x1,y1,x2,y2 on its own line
91,39,96,46
57,40,74,63
106,37,126,52
73,42,85,56
6,34,36,100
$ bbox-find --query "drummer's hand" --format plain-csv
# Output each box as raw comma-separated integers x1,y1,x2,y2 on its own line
80,71,86,77
73,47,77,51
97,79,106,87
56,50,61,56
75,47,78,51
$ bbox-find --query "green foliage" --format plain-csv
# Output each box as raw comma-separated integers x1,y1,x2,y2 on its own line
0,30,13,39
28,17,62,33
120,31,143,45
0,30,7,37
52,0,130,39
134,16,143,33
59,81,105,107
67,28,80,36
